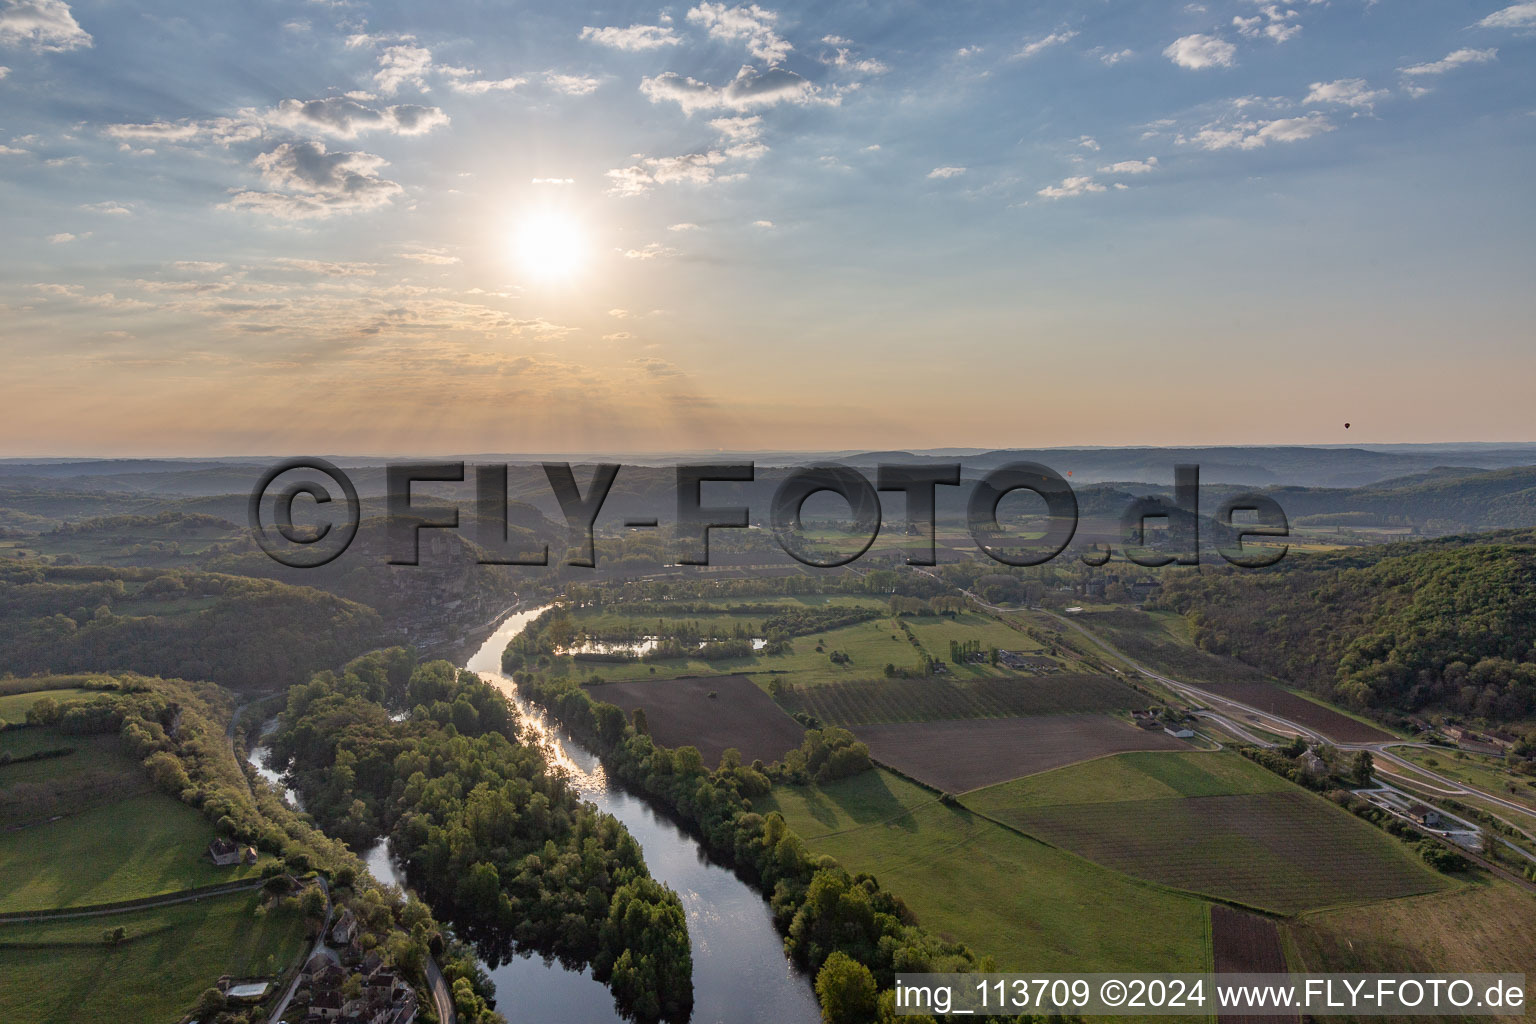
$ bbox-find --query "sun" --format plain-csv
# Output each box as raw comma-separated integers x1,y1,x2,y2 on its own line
514,208,587,284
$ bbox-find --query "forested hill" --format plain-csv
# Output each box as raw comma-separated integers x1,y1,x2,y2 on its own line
1273,466,1536,532
1153,530,1536,723
0,564,382,690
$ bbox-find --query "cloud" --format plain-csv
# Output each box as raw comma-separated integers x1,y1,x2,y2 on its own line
823,46,887,74
1098,157,1157,174
531,177,574,185
173,261,227,273
1077,135,1100,150
271,257,376,276
602,331,633,341
81,200,133,215
686,3,790,64
0,0,91,52
606,143,760,196
1179,112,1334,150
0,143,24,154
447,75,525,95
374,44,433,95
1036,175,1105,198
751,219,773,228
544,72,601,96
580,24,680,50
635,356,684,377
1014,30,1077,59
399,248,460,264
709,114,763,141
1163,33,1236,69
1304,78,1389,109
0,65,8,77
927,165,966,179
264,96,449,137
956,45,982,58
48,231,78,242
1233,4,1301,43
222,141,402,219
623,242,680,260
1400,48,1497,75
639,64,830,114
1477,2,1536,28
668,222,700,232
1098,48,1134,65
103,117,261,146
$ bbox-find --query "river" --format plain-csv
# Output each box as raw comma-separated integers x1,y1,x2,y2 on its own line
250,605,819,1024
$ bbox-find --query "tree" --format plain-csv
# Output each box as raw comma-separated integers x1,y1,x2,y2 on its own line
102,925,126,945
192,987,226,1018
815,951,879,1024
1349,750,1374,786
300,885,327,919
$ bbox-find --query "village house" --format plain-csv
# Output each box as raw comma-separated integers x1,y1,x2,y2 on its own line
207,837,257,867
329,907,359,945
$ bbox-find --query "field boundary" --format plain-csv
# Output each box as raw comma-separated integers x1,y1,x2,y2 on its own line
0,878,264,923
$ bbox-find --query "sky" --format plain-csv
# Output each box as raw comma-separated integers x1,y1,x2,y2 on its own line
1,0,1533,456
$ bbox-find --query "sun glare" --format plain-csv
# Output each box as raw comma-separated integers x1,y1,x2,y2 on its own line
514,209,587,284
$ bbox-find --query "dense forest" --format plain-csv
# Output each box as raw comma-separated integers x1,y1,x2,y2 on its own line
1153,532,1536,722
267,650,694,1023
0,564,382,690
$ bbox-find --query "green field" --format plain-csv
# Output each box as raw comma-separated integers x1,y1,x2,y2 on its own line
1393,746,1536,814
964,752,1453,914
0,690,96,725
0,793,266,912
0,889,305,1024
756,768,1212,972
554,597,1075,688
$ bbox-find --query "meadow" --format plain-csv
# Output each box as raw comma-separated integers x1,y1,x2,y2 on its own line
0,890,305,1024
0,792,266,913
778,673,1138,726
755,768,1213,972
0,689,95,725
964,751,1451,914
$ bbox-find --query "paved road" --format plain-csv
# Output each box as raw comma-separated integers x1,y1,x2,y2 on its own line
265,875,331,1024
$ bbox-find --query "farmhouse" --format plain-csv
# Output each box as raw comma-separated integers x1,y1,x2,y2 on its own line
1409,803,1443,828
206,837,257,866
1163,726,1195,739
330,907,359,945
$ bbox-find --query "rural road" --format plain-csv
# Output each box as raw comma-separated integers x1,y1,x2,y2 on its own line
0,879,265,924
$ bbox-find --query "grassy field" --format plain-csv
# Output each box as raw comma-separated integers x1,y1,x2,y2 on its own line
0,690,96,725
1393,746,1536,814
0,793,266,912
557,597,1076,688
756,768,1213,972
964,751,1452,914
1288,879,1536,1021
0,889,305,1024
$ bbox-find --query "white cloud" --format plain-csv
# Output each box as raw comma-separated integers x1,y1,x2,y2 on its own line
173,261,227,273
709,114,763,141
0,65,8,77
48,231,79,243
1098,48,1134,65
686,3,791,63
1234,4,1301,43
265,96,449,137
0,143,25,154
1077,135,1100,150
927,165,966,179
823,46,887,74
640,65,826,114
956,45,982,58
544,72,601,96
374,44,433,95
1036,176,1106,198
104,117,261,146
606,144,758,196
1014,30,1077,59
751,219,774,228
602,331,633,341
448,75,525,95
580,24,681,50
1477,2,1536,28
81,200,133,215
531,177,574,185
271,258,377,276
623,242,680,260
1304,78,1389,109
668,222,700,231
1163,33,1236,69
222,141,402,219
1400,48,1497,75
0,0,91,52
1179,112,1334,150
1098,157,1158,174
399,249,460,264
